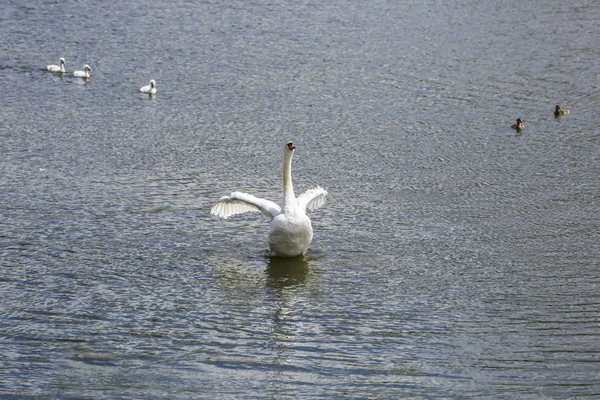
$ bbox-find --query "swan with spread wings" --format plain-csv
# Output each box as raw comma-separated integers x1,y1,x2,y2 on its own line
211,141,328,257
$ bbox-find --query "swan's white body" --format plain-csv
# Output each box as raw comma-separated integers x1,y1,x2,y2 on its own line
47,58,66,73
211,142,327,257
140,79,157,95
74,64,92,78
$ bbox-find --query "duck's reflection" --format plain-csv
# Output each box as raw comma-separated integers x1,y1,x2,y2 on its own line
265,256,309,289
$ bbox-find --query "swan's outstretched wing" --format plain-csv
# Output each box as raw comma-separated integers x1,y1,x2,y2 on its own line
297,187,328,212
211,192,281,220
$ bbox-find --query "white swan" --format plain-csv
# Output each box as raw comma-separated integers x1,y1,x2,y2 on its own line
140,79,157,95
211,141,328,257
73,64,92,78
47,58,66,73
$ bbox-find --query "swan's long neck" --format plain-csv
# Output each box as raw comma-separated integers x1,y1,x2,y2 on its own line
282,150,296,212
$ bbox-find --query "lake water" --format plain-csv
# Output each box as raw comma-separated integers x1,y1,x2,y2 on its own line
1,0,599,398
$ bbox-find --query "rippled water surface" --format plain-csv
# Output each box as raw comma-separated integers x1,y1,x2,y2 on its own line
2,0,600,398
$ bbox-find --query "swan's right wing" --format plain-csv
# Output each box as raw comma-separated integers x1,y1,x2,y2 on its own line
211,192,281,220
297,186,328,212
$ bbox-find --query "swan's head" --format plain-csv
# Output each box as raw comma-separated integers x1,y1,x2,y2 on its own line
84,65,92,72
150,79,156,88
60,58,66,66
285,141,296,152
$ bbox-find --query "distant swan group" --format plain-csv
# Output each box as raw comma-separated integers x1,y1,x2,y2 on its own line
46,57,156,95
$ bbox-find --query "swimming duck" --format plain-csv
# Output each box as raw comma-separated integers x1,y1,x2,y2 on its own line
511,118,524,130
554,105,569,116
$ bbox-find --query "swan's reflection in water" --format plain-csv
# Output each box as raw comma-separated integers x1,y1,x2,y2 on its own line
206,252,320,377
266,256,309,289
265,256,314,374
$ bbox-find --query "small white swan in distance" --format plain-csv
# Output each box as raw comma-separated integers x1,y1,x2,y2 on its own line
74,64,92,78
140,79,157,95
47,58,66,73
211,141,328,257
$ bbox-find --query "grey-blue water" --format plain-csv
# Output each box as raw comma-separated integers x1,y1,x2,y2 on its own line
2,0,599,398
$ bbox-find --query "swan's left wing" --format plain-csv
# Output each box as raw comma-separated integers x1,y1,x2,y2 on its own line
211,191,281,220
297,186,328,212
